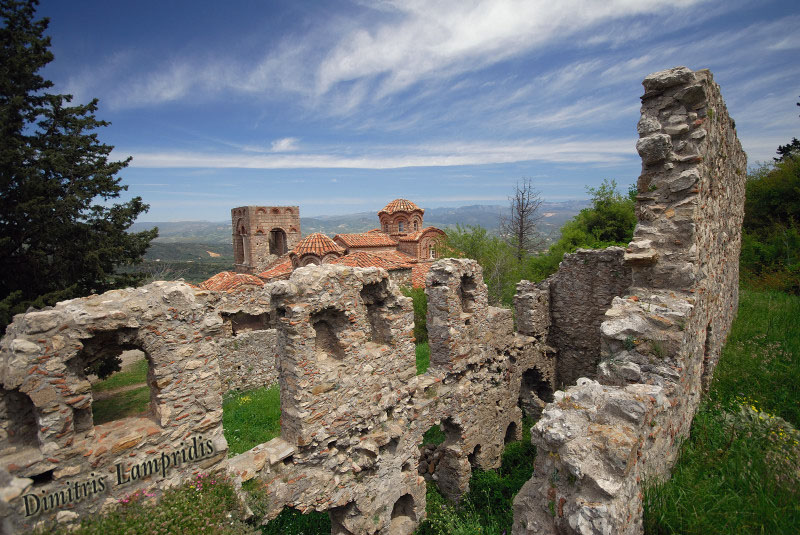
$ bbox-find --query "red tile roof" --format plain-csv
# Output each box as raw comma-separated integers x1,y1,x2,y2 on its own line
334,232,398,248
257,257,293,280
367,228,383,233
411,261,435,288
378,199,423,215
292,233,345,256
369,250,416,266
199,271,265,292
329,251,409,270
396,227,446,241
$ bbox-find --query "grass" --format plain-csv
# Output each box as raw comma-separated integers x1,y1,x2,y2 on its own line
416,342,430,374
92,386,150,425
643,289,800,535
39,473,256,535
223,385,282,456
417,416,536,535
91,358,149,392
91,357,151,425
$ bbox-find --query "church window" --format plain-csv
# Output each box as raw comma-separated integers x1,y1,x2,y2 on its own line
398,221,405,232
429,244,436,259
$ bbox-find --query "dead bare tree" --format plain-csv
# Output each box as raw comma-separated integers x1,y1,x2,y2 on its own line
500,179,545,260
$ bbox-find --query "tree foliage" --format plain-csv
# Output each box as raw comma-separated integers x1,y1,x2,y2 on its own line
741,155,800,293
445,180,637,305
0,0,157,330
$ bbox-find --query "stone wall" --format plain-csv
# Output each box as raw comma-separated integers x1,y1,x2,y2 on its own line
0,283,230,533
226,261,554,534
545,248,632,387
0,66,745,535
513,66,746,535
0,261,556,534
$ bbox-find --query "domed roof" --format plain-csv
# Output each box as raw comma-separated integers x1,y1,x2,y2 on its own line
378,199,423,215
291,233,344,257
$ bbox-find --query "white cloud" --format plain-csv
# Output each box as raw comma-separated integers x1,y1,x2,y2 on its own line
270,137,300,152
120,137,636,169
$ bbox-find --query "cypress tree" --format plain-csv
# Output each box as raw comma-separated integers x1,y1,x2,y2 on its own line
0,0,157,330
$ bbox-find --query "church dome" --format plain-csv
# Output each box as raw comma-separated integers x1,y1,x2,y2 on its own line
378,199,423,215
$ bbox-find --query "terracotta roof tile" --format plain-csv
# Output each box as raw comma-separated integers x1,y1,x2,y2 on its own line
199,272,265,292
396,226,446,241
257,257,293,280
334,232,398,248
378,198,423,215
411,261,435,288
329,251,409,270
369,250,416,266
292,233,345,256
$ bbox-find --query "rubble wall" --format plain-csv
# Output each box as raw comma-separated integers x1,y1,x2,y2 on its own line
227,261,555,535
546,248,632,387
513,67,746,535
0,260,555,534
0,283,230,533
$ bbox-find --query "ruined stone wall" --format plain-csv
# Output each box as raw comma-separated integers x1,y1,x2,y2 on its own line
0,66,745,535
546,247,632,388
225,261,554,535
0,283,230,533
513,67,746,535
0,261,555,534
387,267,412,288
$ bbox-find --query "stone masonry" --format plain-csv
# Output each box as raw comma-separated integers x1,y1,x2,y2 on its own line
512,66,746,534
0,66,746,535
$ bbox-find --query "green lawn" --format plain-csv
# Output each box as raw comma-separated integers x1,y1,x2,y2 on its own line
91,386,151,425
91,358,149,392
222,385,282,456
644,289,800,534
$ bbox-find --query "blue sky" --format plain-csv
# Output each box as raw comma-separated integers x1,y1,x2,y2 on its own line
37,0,800,221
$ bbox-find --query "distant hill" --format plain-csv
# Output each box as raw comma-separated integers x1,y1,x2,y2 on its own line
131,200,590,248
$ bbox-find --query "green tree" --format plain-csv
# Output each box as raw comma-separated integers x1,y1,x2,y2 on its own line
740,155,800,293
0,0,157,331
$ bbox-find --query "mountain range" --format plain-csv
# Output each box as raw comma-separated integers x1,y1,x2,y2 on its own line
130,201,589,247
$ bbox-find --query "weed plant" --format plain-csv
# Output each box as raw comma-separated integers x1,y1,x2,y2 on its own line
401,286,428,343
40,473,255,535
223,385,282,456
643,289,800,534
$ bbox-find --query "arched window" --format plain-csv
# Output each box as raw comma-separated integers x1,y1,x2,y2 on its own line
413,221,418,231
383,223,389,233
429,244,436,259
398,221,405,232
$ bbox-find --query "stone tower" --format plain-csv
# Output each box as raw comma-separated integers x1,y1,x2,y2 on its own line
231,206,301,273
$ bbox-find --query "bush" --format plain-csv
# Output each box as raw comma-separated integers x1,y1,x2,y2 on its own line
740,157,800,293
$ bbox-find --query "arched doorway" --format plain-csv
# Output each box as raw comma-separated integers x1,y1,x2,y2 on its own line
269,228,287,255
